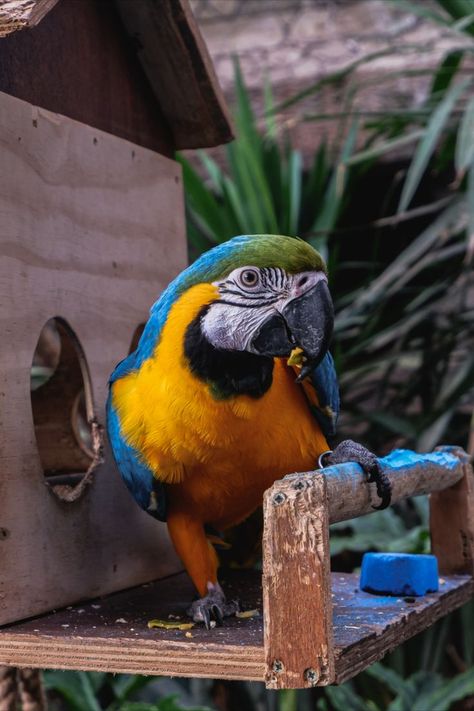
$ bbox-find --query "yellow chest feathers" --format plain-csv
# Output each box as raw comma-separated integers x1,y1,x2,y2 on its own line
111,283,327,484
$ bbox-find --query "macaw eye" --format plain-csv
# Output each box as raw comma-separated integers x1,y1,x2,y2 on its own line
239,269,260,288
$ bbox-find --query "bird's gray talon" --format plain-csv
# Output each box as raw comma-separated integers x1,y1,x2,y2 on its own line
187,582,240,627
326,439,392,510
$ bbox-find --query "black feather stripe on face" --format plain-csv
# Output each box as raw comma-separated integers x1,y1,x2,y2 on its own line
184,305,274,400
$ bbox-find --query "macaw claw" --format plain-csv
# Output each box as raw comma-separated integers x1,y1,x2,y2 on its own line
324,439,392,510
187,582,240,630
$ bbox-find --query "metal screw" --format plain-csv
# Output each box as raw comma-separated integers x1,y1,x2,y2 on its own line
272,492,287,506
292,480,305,491
272,659,284,674
304,668,319,686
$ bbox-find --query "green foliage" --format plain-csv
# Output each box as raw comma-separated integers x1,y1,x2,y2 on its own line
43,672,211,711
178,59,355,263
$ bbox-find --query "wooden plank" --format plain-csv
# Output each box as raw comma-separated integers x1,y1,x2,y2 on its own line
0,0,174,155
0,0,58,37
333,572,473,684
0,572,265,682
430,448,474,575
116,0,233,149
262,472,334,689
283,447,466,525
0,571,470,686
0,90,187,624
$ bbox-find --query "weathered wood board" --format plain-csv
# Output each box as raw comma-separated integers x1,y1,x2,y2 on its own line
0,571,470,685
0,0,59,37
0,90,187,624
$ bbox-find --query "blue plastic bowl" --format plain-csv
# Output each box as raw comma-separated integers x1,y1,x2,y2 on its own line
360,552,439,597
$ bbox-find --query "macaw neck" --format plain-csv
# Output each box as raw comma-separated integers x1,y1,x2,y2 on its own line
184,304,274,400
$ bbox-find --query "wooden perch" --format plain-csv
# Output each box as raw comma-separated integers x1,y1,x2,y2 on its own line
282,446,467,525
263,446,474,689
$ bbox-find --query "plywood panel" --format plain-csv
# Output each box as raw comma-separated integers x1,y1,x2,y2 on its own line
0,90,187,624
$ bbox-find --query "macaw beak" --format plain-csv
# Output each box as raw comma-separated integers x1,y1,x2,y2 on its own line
250,273,334,380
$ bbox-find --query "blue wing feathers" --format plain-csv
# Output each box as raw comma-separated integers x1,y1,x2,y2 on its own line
106,392,167,521
308,352,340,441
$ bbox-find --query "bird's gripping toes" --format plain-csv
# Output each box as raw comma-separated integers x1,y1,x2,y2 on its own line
107,233,388,627
320,440,392,509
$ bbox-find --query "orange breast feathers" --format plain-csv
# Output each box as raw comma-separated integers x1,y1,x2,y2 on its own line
111,283,329,527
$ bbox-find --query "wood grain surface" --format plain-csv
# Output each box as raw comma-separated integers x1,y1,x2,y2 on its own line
0,90,187,625
0,571,470,687
116,0,233,150
431,453,474,576
0,0,58,37
263,473,334,689
0,0,174,155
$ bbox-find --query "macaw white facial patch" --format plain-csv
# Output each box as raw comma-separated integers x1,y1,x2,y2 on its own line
200,266,327,353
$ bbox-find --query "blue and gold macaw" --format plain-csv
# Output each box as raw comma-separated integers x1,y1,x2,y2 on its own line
107,234,390,627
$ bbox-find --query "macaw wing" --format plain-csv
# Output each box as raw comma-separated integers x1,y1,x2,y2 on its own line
106,388,167,522
300,351,340,442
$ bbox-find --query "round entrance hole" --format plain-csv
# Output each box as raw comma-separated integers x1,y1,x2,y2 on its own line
31,318,101,501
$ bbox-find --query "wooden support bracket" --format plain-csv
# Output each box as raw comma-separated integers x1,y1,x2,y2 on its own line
430,447,474,575
263,472,334,688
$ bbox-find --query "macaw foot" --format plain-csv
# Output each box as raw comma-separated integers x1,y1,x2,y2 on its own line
187,582,240,629
322,439,392,510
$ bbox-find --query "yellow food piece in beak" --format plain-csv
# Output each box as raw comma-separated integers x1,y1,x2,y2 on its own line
287,347,305,367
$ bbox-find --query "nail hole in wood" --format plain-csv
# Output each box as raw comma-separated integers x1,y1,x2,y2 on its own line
31,317,100,501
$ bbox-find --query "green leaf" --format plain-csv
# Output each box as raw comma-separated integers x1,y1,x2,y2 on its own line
398,78,470,212
44,671,102,711
386,0,453,25
197,150,223,194
413,667,474,711
388,671,443,711
455,96,474,174
325,683,374,711
366,663,408,697
430,50,464,98
346,131,424,167
287,150,303,235
232,56,260,155
310,120,358,247
119,697,211,711
467,159,474,260
177,156,228,242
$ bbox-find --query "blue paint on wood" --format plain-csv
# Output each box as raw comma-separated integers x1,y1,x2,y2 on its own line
321,447,461,485
360,553,439,597
382,448,459,471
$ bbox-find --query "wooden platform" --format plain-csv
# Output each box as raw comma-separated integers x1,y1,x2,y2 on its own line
0,570,471,684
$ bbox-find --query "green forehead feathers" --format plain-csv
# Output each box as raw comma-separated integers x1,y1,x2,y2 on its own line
187,234,327,289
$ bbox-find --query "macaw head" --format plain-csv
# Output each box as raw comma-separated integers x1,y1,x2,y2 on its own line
194,235,333,381
156,234,333,382
129,235,334,394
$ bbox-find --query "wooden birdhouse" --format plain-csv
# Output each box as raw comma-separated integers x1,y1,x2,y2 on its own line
0,0,231,624
0,0,473,693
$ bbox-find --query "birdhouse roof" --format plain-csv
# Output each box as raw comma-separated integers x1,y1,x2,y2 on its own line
0,0,233,150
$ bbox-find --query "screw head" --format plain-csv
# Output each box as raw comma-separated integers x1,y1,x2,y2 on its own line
272,492,287,506
272,659,284,674
304,668,319,686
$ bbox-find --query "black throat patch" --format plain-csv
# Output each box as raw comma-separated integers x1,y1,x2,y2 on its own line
184,305,274,399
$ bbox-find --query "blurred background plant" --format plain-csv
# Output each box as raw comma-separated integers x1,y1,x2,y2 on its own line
45,0,474,708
